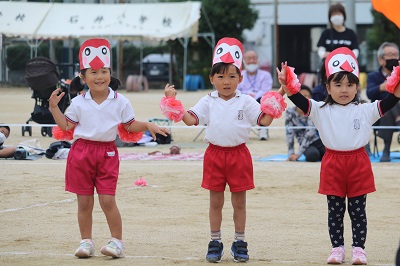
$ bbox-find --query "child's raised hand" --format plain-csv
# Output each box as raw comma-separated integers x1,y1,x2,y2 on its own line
276,62,288,86
49,88,65,109
164,83,177,97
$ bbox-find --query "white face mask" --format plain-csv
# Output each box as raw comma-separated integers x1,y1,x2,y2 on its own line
330,15,344,26
0,132,6,144
244,63,259,73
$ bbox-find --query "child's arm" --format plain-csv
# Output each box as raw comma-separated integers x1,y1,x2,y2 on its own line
276,62,310,114
49,88,75,131
163,84,197,126
380,63,400,114
127,121,170,141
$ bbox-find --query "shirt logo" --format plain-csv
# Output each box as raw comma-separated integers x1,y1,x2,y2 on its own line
354,119,360,130
238,110,243,120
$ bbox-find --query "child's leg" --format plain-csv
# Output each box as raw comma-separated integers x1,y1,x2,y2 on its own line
231,191,246,235
347,194,367,249
99,194,122,240
209,191,224,232
77,194,94,239
326,195,346,247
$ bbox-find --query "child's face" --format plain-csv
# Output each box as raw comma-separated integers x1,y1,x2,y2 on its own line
0,127,10,138
209,64,242,101
326,74,358,105
81,68,111,93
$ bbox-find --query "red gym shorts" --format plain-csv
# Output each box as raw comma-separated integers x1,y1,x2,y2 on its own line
65,139,119,196
318,147,376,198
202,143,255,192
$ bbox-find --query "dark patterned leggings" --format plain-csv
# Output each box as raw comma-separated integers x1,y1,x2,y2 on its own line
326,194,367,249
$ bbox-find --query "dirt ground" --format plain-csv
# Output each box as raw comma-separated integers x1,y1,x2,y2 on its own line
0,86,399,266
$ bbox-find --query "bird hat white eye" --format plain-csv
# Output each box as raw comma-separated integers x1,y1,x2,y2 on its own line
325,47,359,79
79,38,111,70
212,37,244,70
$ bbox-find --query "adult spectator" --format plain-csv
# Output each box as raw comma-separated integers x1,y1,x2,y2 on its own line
0,125,16,158
366,42,400,162
285,85,325,162
317,2,359,60
237,50,273,140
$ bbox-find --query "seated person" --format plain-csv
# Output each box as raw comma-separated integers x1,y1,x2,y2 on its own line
285,85,325,162
366,42,400,162
237,50,273,140
0,125,16,158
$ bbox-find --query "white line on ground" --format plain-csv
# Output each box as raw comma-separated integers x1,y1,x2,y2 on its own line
0,198,76,214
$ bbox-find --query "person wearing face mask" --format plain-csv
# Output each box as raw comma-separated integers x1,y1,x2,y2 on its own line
366,42,400,162
0,125,16,158
317,2,359,60
237,50,273,140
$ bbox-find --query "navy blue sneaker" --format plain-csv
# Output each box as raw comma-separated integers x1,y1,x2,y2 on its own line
206,240,223,263
231,241,249,262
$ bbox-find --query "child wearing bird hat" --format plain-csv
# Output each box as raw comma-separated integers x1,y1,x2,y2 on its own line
277,47,400,264
160,37,286,263
49,38,170,259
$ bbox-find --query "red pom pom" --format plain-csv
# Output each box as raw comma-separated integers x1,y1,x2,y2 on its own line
286,66,301,94
118,123,143,143
260,91,287,119
386,66,400,94
52,126,74,140
160,96,185,123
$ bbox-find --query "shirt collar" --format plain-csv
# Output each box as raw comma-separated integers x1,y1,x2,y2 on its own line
210,90,241,98
84,88,115,99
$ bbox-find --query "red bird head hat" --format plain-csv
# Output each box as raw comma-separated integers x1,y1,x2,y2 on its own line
212,37,244,71
325,47,359,79
79,38,111,71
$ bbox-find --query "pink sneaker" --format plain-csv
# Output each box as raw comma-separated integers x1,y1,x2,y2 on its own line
327,246,345,264
352,247,367,265
101,237,125,258
75,239,95,258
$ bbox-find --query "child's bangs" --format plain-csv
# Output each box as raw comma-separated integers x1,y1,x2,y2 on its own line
331,72,359,84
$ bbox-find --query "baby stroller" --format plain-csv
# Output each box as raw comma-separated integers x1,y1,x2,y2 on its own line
23,57,74,137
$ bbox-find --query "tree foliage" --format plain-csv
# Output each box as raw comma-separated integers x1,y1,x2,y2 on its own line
199,0,258,42
367,10,400,51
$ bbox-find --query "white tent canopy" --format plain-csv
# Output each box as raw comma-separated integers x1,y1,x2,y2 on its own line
0,1,205,89
0,1,201,41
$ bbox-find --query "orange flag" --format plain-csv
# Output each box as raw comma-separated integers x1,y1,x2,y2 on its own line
372,0,400,28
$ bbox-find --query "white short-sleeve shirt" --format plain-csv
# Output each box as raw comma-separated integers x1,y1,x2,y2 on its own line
188,90,263,147
307,99,382,151
65,88,135,142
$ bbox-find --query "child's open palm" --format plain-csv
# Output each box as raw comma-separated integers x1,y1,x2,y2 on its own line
49,88,65,109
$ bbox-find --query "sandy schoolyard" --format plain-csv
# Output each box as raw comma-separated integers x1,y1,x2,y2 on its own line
0,86,399,265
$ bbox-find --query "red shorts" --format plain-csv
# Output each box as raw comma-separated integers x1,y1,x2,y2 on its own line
202,143,254,192
319,147,376,198
65,139,119,196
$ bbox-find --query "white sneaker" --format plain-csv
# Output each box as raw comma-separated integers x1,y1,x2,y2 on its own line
75,239,95,258
101,237,125,258
352,247,367,265
259,128,268,140
327,246,345,264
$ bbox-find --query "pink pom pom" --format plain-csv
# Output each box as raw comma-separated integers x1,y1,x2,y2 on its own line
160,96,185,123
118,123,144,143
386,66,400,94
134,177,147,187
286,66,301,94
260,91,287,119
52,126,74,141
